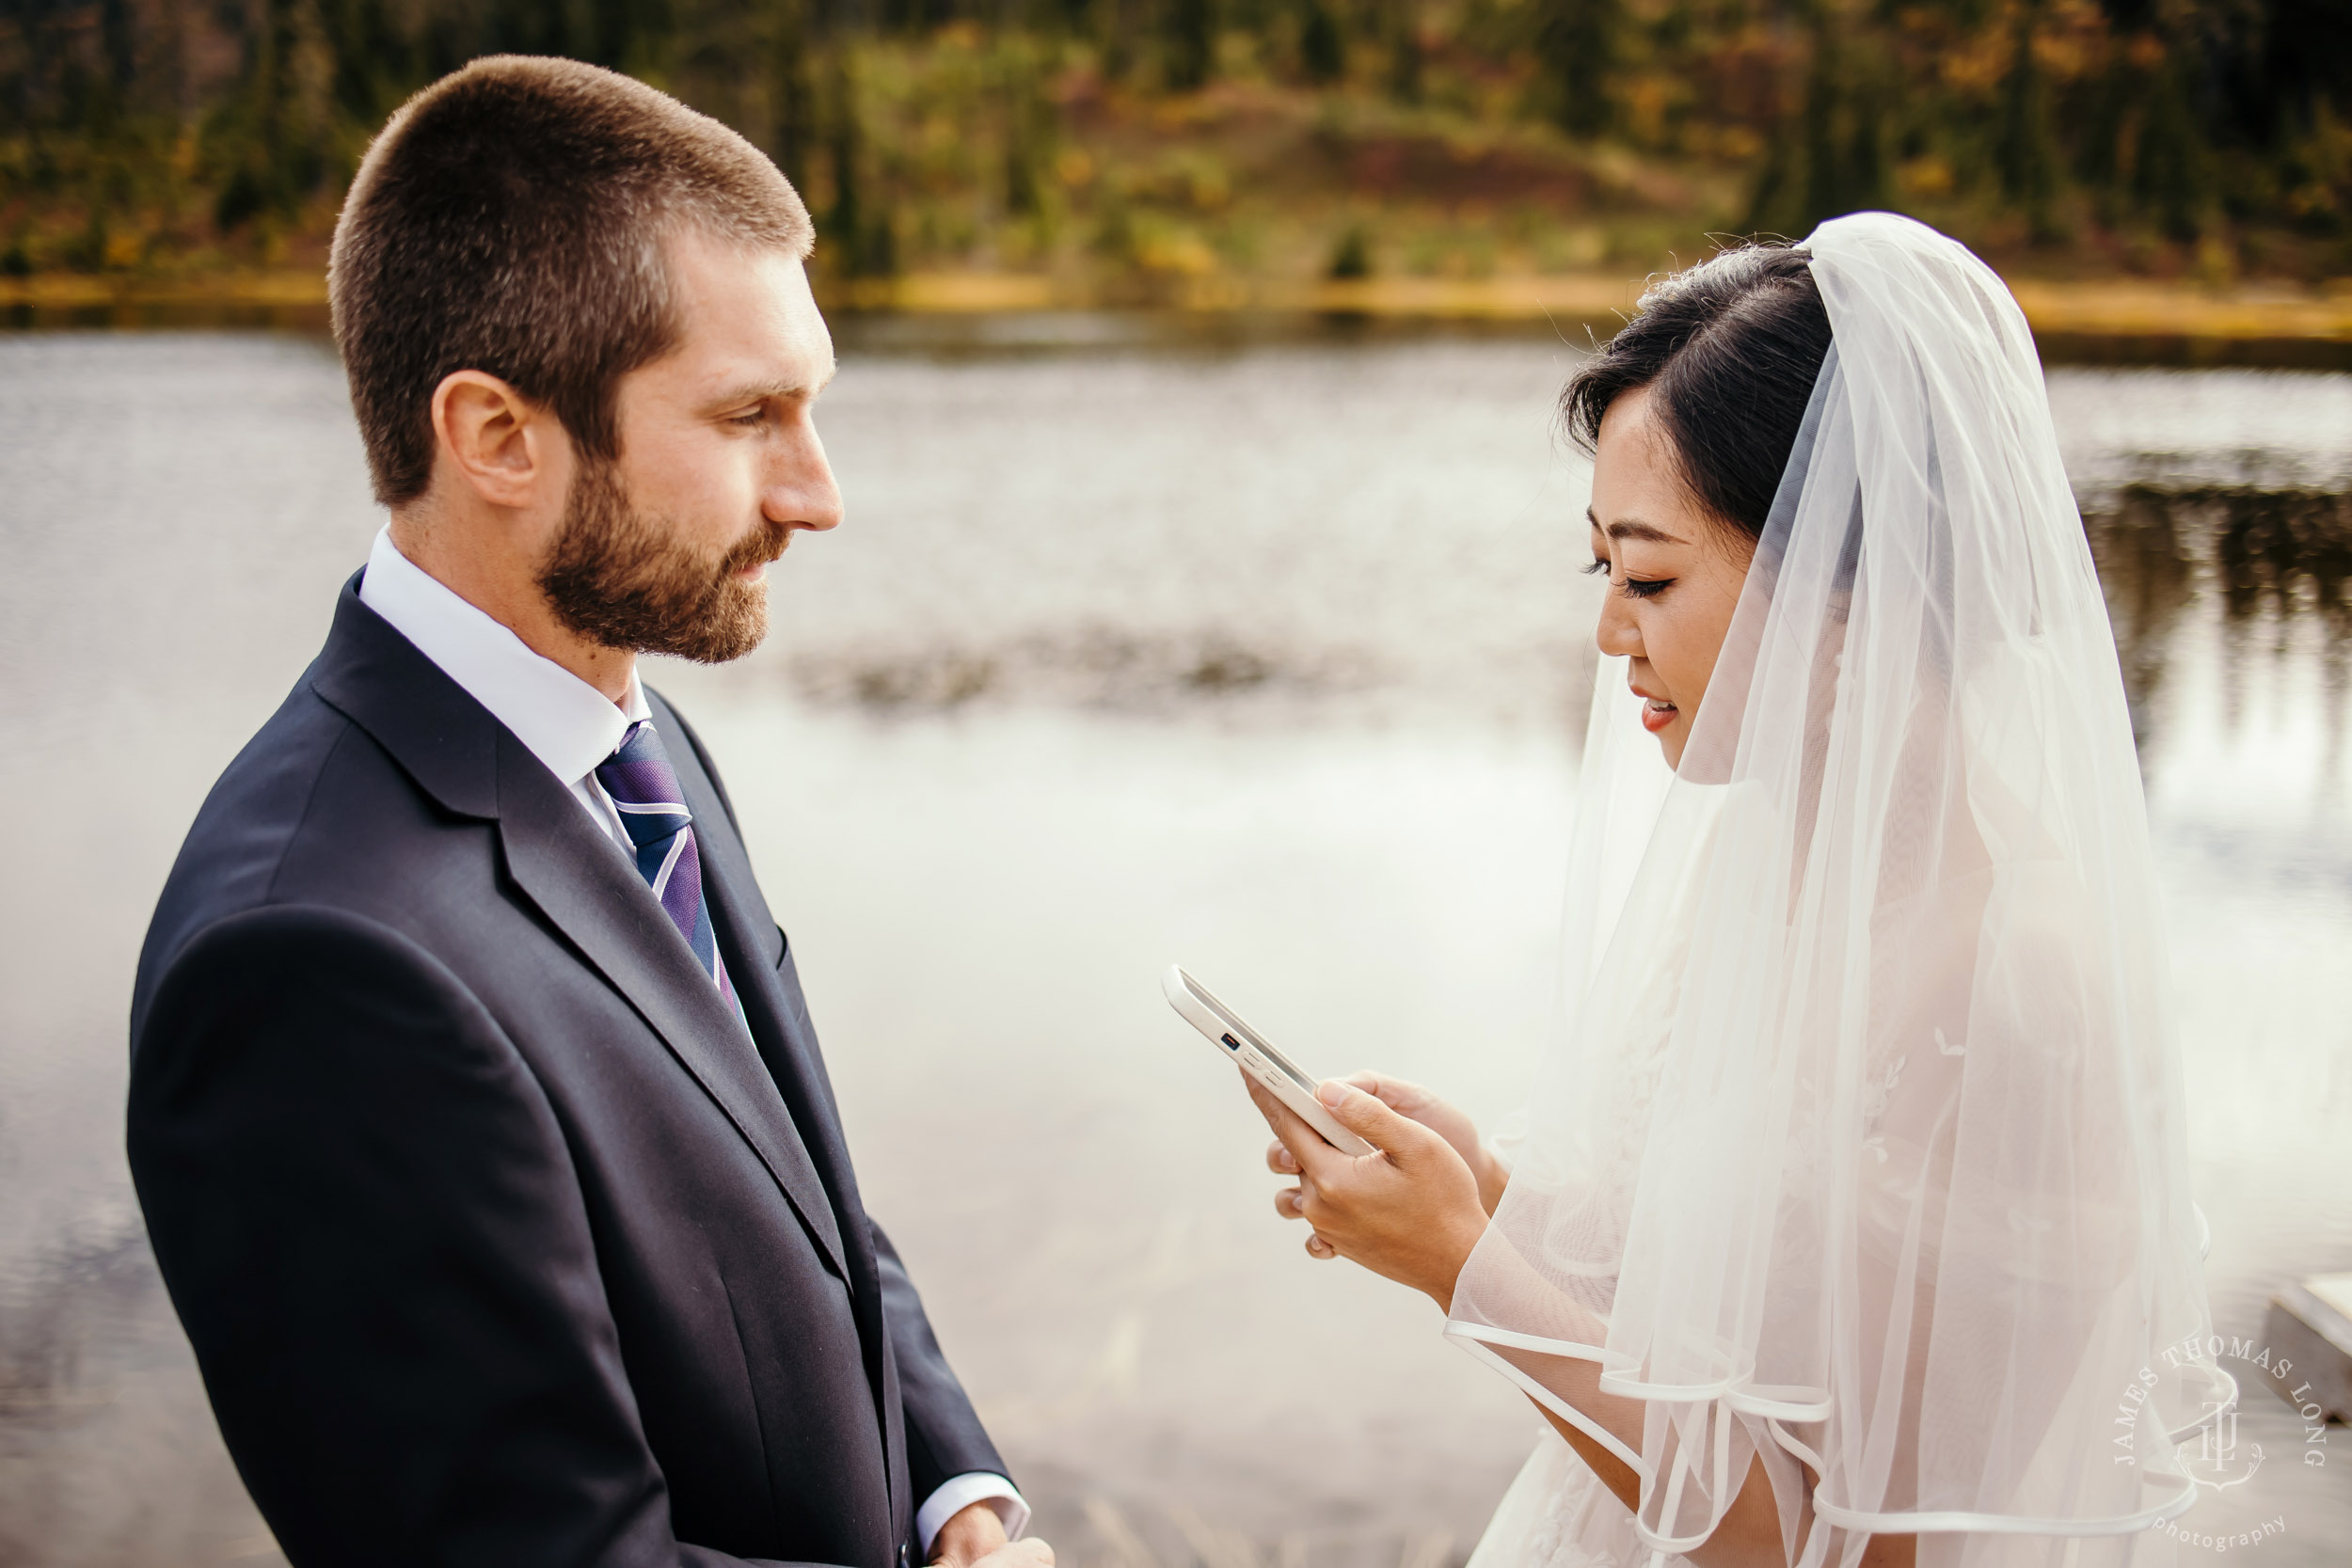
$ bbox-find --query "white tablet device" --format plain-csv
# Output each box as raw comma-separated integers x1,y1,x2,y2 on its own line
1162,965,1375,1157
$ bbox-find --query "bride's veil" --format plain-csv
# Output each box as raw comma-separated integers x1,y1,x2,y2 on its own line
1445,213,2228,1567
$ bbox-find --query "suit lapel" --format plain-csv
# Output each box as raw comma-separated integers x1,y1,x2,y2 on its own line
310,577,850,1283
648,698,869,1240
493,734,850,1280
650,695,907,1533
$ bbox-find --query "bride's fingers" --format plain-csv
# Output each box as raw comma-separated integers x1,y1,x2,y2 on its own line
1266,1139,1299,1175
1345,1069,1433,1113
1305,1232,1337,1260
1243,1072,1343,1180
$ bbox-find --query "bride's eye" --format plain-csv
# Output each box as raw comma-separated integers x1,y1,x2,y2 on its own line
1620,577,1671,600
1582,559,1610,577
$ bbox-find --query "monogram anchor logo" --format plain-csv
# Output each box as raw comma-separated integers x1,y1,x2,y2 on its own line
2187,1398,2265,1490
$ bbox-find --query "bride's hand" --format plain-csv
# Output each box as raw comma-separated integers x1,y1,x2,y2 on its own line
1266,1071,1510,1215
1244,1072,1489,1310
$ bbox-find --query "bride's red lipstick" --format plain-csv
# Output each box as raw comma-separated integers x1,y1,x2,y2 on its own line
1631,680,1678,734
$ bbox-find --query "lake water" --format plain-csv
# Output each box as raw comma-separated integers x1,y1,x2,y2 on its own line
1,328,2346,1566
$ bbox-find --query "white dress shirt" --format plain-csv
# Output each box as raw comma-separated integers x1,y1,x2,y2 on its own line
359,527,1027,1554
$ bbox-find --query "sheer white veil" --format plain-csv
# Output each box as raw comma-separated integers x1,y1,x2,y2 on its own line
1446,213,2228,1567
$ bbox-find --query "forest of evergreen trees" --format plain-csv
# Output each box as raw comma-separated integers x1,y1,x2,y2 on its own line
2,0,2347,289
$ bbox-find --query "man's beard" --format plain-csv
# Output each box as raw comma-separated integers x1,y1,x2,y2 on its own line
537,457,787,664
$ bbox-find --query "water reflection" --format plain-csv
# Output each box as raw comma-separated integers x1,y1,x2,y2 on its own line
1,338,2347,1565
2088,484,2352,780
0,1226,148,1426
0,1220,261,1563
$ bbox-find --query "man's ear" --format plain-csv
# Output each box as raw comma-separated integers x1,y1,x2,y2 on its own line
429,370,559,511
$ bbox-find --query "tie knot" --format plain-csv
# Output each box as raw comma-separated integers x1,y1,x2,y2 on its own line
595,721,692,851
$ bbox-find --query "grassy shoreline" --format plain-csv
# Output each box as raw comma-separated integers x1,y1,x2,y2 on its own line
7,268,2349,364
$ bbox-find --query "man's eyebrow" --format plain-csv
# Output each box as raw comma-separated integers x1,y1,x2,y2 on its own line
1584,506,1685,545
710,363,838,406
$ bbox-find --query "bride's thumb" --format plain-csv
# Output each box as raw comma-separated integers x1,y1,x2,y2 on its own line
1317,1078,1410,1150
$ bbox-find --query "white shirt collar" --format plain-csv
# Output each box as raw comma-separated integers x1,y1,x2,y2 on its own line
358,525,648,787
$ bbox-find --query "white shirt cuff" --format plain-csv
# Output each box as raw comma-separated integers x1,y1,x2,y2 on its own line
915,1473,1030,1560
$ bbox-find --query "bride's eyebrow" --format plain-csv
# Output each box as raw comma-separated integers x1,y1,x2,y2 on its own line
1585,506,1685,546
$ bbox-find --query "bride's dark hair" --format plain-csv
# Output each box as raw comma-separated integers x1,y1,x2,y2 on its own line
1564,243,1833,542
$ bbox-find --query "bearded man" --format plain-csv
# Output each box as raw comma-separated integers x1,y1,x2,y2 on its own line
126,56,1046,1568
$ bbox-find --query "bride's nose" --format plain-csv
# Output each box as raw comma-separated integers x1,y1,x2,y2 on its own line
1595,587,1643,661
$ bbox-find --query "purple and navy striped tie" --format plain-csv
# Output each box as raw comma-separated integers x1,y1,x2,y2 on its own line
596,721,738,1014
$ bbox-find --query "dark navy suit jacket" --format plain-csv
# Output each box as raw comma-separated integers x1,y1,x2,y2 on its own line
128,577,1007,1568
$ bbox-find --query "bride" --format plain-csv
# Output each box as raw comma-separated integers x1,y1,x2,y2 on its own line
1242,214,2227,1567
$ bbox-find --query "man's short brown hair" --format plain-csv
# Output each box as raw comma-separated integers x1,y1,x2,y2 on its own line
329,55,813,506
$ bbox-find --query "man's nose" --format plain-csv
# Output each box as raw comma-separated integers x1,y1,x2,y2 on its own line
767,430,844,533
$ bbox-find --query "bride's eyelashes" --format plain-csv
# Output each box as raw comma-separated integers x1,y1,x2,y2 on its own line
1586,558,1674,600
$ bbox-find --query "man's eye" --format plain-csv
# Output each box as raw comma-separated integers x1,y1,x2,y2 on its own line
726,408,765,427
1620,578,1672,600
